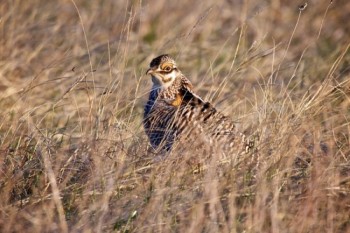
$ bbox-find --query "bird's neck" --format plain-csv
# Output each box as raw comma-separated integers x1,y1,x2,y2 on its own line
146,75,194,108
144,87,159,117
158,76,183,99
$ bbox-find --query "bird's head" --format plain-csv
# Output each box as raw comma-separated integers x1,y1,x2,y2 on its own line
146,54,180,89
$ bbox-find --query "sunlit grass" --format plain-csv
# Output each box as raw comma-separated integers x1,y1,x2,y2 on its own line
0,0,349,232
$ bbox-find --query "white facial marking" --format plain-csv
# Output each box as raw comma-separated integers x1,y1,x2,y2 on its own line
151,69,177,90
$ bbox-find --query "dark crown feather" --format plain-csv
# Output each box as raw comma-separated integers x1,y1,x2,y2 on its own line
149,54,175,67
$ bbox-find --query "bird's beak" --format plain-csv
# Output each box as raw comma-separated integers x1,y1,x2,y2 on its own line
146,68,154,75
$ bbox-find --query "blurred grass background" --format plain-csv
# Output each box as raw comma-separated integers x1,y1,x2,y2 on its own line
0,0,350,232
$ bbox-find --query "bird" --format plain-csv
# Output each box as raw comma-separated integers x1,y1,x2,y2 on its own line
143,54,253,153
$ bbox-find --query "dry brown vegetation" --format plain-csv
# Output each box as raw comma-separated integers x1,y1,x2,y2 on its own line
1,0,350,232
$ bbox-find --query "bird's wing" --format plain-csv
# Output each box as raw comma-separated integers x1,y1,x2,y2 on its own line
162,87,241,147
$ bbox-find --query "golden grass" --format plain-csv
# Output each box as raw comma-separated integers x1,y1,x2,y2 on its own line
1,0,350,232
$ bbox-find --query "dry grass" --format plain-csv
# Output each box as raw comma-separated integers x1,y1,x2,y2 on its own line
1,0,350,232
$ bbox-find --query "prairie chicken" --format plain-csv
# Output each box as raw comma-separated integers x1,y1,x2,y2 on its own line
143,54,252,153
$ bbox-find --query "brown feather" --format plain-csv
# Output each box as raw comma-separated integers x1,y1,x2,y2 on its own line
144,55,253,153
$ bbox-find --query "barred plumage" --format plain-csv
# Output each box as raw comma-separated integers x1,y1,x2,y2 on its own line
143,54,251,152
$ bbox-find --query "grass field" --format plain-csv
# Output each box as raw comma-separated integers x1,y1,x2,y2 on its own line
1,0,350,232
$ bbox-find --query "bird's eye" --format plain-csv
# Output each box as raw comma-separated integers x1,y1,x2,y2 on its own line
163,66,172,72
